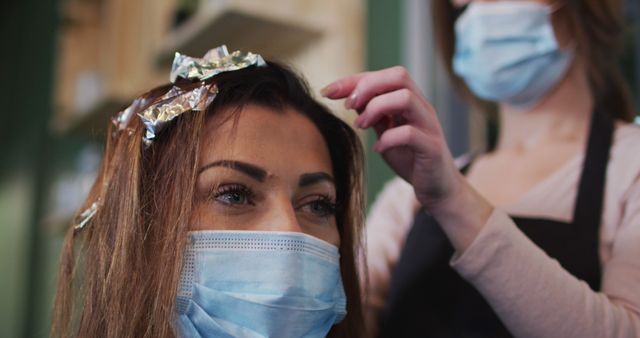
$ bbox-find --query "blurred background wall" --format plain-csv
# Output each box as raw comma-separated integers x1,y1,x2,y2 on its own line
0,0,638,337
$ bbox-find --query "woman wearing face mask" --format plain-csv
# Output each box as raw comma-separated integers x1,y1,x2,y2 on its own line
51,47,365,338
322,0,640,337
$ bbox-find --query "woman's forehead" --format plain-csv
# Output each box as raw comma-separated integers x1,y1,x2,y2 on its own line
200,104,333,177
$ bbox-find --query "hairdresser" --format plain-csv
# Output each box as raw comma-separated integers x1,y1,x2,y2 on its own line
322,0,640,336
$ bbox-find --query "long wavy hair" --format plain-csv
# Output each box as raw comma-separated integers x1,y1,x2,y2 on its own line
51,62,366,338
432,0,636,121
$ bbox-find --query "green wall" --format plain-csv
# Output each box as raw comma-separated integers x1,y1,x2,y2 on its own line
365,0,403,207
0,1,60,337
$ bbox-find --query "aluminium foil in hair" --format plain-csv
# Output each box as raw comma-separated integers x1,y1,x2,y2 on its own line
170,45,266,83
74,200,100,231
138,84,218,145
112,96,151,131
113,45,264,146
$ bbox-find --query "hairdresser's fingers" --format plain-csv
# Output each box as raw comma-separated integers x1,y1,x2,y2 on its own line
370,124,437,184
321,66,423,107
372,119,389,138
320,72,370,99
373,124,457,204
347,66,426,111
372,124,433,155
354,88,436,132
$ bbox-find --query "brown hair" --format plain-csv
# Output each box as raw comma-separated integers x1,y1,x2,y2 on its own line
432,0,636,121
51,62,366,337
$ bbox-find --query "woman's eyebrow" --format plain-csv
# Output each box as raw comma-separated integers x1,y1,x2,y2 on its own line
299,172,335,187
198,160,267,182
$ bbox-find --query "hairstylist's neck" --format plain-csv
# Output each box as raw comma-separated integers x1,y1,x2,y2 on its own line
496,60,593,152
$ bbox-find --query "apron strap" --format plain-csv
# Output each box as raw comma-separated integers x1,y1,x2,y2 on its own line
572,109,614,231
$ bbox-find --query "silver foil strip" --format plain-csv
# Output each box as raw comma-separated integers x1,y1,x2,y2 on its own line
138,84,218,145
74,201,100,231
170,45,266,83
113,96,151,132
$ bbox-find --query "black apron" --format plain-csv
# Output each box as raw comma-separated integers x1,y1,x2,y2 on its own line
378,110,614,338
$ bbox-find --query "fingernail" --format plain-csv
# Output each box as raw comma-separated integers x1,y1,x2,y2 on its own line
320,84,336,97
350,92,358,108
345,91,358,109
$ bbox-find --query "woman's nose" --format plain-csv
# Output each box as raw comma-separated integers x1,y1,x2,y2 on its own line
262,195,303,233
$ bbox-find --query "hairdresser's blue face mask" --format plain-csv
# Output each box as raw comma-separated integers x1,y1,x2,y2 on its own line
174,231,347,338
453,1,573,109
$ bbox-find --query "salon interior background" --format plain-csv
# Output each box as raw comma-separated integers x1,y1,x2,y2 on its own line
1,0,639,337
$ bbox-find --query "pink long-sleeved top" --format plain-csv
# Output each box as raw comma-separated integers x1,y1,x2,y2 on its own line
363,123,640,337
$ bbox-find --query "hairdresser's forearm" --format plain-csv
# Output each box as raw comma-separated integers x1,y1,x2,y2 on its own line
424,177,494,254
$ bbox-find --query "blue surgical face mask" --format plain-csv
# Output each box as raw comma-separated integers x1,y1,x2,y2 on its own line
174,231,347,338
452,1,573,109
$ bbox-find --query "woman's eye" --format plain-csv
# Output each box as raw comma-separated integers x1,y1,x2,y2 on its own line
213,184,255,206
300,197,337,218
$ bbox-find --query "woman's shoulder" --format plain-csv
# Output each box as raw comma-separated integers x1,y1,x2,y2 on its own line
612,121,640,145
608,121,640,195
610,122,640,165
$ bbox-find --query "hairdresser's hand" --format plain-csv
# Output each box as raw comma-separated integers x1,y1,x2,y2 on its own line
321,66,459,208
322,66,493,252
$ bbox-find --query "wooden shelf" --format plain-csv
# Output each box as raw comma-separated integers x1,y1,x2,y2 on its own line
53,96,132,139
156,5,321,65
